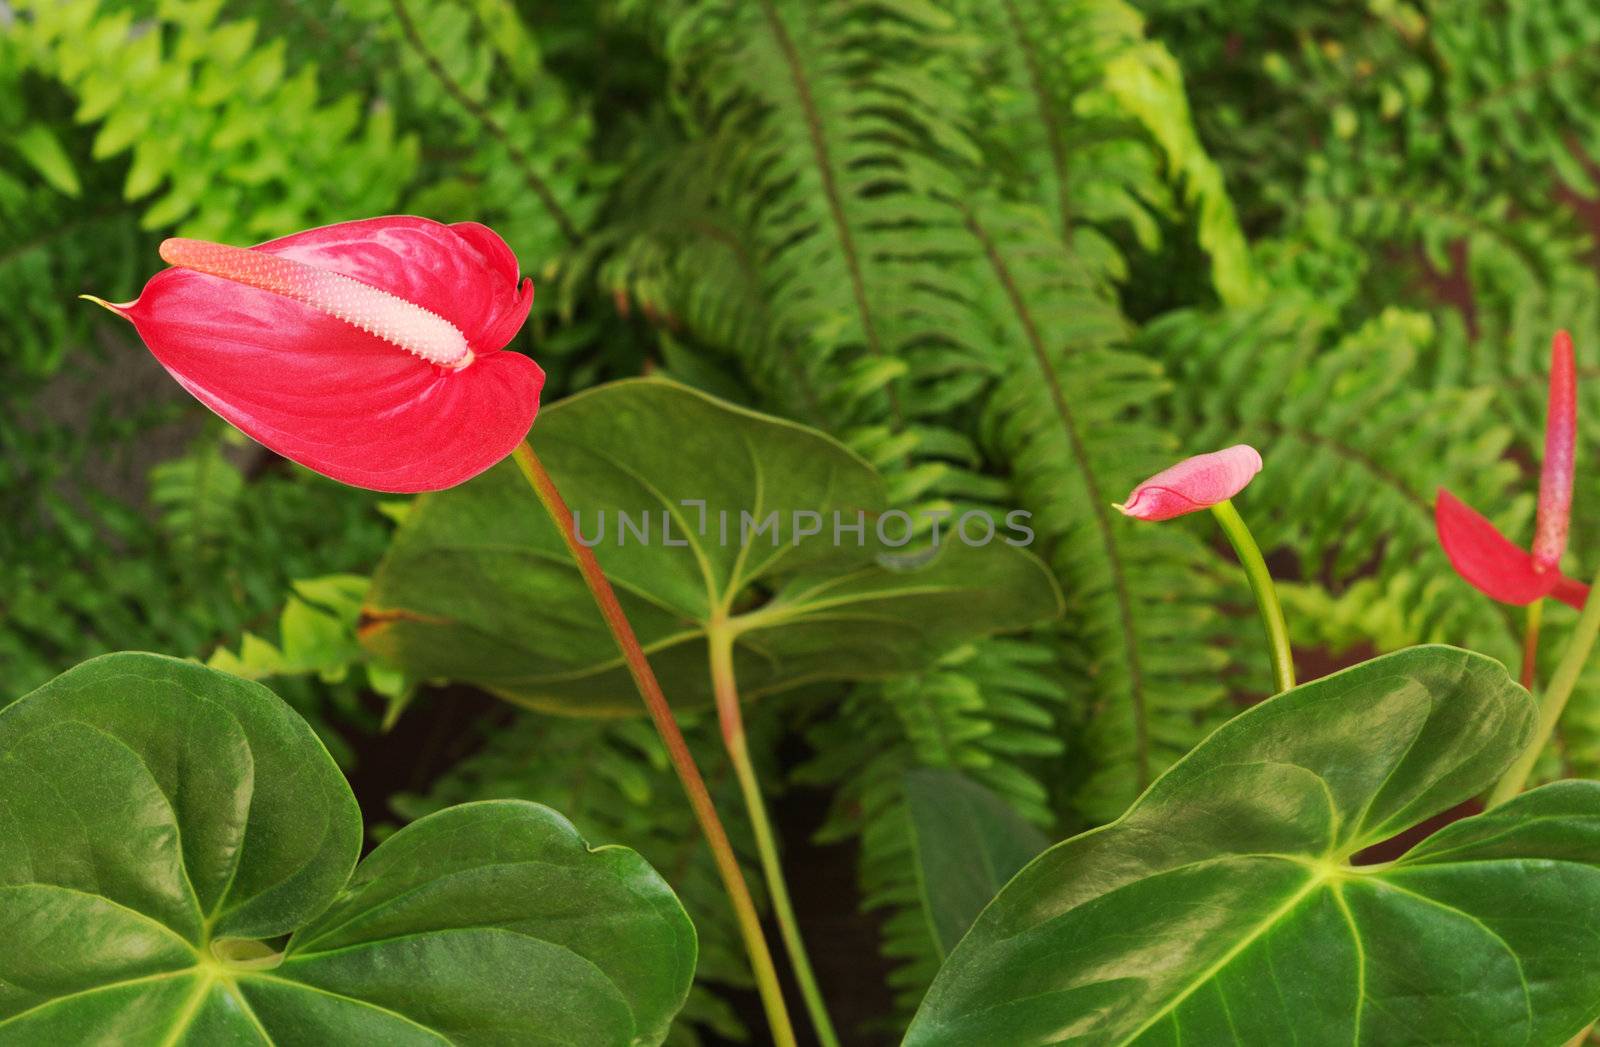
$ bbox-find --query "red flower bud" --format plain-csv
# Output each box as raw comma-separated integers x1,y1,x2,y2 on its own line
87,217,542,493
1114,445,1263,521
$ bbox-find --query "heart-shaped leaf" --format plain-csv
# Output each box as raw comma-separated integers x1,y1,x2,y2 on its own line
361,378,1062,714
904,645,1600,1046
0,653,695,1046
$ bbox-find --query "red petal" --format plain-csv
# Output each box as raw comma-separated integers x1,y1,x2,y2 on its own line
260,216,533,355
1553,573,1592,612
1114,445,1262,521
109,217,541,493
448,221,536,353
1436,489,1563,604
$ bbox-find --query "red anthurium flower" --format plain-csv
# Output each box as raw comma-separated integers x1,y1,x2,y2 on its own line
1114,444,1263,521
87,216,542,493
1436,491,1587,609
1436,330,1584,608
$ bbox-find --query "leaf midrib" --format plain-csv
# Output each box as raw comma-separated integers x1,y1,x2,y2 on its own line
1113,871,1323,1045
239,971,453,1044
290,857,618,954
0,969,193,1031
1111,858,1543,1045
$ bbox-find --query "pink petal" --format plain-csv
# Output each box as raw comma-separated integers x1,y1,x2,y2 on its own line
1533,329,1576,572
1114,445,1263,521
1435,489,1587,608
96,217,541,493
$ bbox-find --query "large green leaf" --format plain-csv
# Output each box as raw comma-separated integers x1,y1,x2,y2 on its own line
361,378,1062,714
0,653,696,1046
904,645,1600,1046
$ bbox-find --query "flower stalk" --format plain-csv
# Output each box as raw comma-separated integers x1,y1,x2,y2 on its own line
1521,599,1544,691
707,620,840,1047
510,442,798,1047
1210,499,1295,693
1489,561,1600,809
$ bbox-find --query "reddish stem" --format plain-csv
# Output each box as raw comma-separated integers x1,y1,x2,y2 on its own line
511,442,796,1047
1521,599,1543,691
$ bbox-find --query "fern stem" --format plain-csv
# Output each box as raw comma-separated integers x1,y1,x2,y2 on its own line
756,0,903,428
1521,599,1544,691
1488,562,1600,809
1209,500,1294,693
389,0,582,245
510,442,797,1047
707,621,840,1047
965,208,1150,788
999,0,1071,238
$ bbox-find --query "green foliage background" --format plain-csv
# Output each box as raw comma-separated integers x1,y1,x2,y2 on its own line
4,0,1600,1040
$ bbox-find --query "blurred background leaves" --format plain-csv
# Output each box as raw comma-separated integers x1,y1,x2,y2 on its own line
5,0,1600,1040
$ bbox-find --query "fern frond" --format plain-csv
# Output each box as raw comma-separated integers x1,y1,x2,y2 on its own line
952,0,1257,303
965,198,1241,819
0,448,390,749
0,187,143,382
1146,299,1522,661
1102,38,1261,306
950,0,1159,253
0,49,146,382
148,432,247,568
382,0,588,253
629,4,1263,1016
8,0,417,241
1425,0,1600,196
653,0,993,498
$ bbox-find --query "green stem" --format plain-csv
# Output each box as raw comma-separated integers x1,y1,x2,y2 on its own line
1210,499,1295,693
1489,562,1600,809
1521,599,1544,691
511,443,798,1047
707,622,840,1047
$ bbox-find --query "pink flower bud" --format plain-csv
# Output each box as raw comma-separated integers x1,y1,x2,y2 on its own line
1114,445,1263,521
1533,330,1576,572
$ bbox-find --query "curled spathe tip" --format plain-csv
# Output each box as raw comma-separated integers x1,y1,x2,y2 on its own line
1115,444,1263,522
79,293,136,316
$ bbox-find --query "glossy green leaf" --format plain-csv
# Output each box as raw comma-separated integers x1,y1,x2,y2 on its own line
362,378,1062,714
904,769,1049,957
905,645,1600,1046
0,653,695,1046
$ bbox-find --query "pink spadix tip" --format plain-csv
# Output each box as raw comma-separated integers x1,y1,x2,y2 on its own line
160,237,473,369
1114,445,1263,521
1533,329,1576,573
